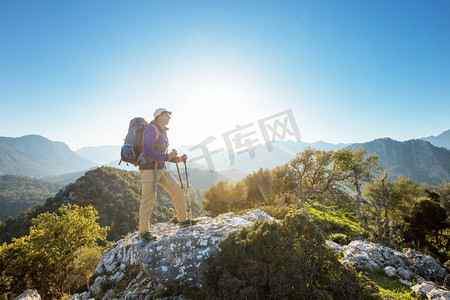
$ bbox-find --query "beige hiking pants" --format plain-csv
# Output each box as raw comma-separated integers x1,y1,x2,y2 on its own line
139,169,187,233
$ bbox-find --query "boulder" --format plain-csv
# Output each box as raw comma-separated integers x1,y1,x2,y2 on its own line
338,240,447,285
384,266,396,277
87,209,276,298
403,248,448,282
412,281,450,299
13,290,41,300
135,209,276,291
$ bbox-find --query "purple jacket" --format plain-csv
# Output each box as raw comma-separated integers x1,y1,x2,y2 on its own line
139,122,169,170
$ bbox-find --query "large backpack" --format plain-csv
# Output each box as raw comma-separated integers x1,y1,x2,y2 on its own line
119,117,149,166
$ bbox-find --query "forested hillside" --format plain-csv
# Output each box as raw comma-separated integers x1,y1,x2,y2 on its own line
0,167,203,243
0,175,64,220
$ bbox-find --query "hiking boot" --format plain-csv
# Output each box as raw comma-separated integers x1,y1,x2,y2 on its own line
178,219,197,228
169,216,179,224
140,232,157,242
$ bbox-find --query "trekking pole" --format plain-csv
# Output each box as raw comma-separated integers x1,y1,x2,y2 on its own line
184,161,193,226
174,154,184,189
173,150,190,226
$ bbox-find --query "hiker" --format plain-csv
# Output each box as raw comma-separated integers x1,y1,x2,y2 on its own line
138,108,194,242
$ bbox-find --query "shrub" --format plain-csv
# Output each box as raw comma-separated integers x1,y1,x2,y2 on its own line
204,211,379,299
329,233,351,245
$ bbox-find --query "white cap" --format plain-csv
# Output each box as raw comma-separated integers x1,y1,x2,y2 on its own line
153,108,172,118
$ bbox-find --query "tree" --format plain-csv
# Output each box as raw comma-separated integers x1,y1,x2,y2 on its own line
203,181,247,215
332,147,382,231
272,148,338,206
203,169,273,215
363,175,419,243
403,198,448,249
0,204,109,299
243,168,273,207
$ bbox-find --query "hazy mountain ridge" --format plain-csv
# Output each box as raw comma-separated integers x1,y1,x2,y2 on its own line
351,138,450,185
76,145,121,165
0,135,98,177
421,129,450,150
1,131,450,185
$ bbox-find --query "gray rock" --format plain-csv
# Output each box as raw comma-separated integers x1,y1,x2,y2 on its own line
399,279,412,287
412,281,450,299
67,291,92,300
403,248,448,282
135,209,276,290
338,240,448,284
13,290,41,300
384,266,396,277
397,267,413,280
89,275,107,296
326,240,344,252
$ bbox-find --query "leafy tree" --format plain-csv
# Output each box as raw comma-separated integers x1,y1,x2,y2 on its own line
64,246,104,294
204,211,379,299
332,147,382,231
203,181,247,215
402,197,448,249
243,168,273,207
272,148,338,205
437,183,450,212
363,174,418,243
0,204,109,299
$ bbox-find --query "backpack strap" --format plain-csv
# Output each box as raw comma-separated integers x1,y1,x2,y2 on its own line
148,124,162,194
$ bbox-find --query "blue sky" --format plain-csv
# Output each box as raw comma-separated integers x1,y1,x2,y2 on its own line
1,0,449,151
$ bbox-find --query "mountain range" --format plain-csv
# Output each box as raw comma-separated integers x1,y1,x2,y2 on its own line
1,130,449,185
0,135,97,178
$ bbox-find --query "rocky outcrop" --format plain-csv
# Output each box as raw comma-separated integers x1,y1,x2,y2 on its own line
334,240,448,285
327,240,450,299
13,290,41,300
71,209,276,299
412,281,450,299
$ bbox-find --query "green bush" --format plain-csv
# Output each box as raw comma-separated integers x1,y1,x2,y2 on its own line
329,233,351,245
204,211,380,299
259,205,295,220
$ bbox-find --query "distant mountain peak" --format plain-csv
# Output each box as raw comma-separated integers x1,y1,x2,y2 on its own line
421,129,450,150
0,135,97,178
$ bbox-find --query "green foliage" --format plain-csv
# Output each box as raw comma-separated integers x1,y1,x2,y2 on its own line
329,233,351,245
204,211,380,299
0,175,63,221
242,168,273,206
259,205,296,220
64,246,104,294
332,147,382,232
203,168,273,216
305,203,364,240
203,181,247,215
402,197,448,248
365,272,418,299
0,204,109,299
272,148,338,205
362,175,420,242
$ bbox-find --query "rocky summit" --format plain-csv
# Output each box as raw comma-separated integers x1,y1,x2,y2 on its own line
70,209,276,300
